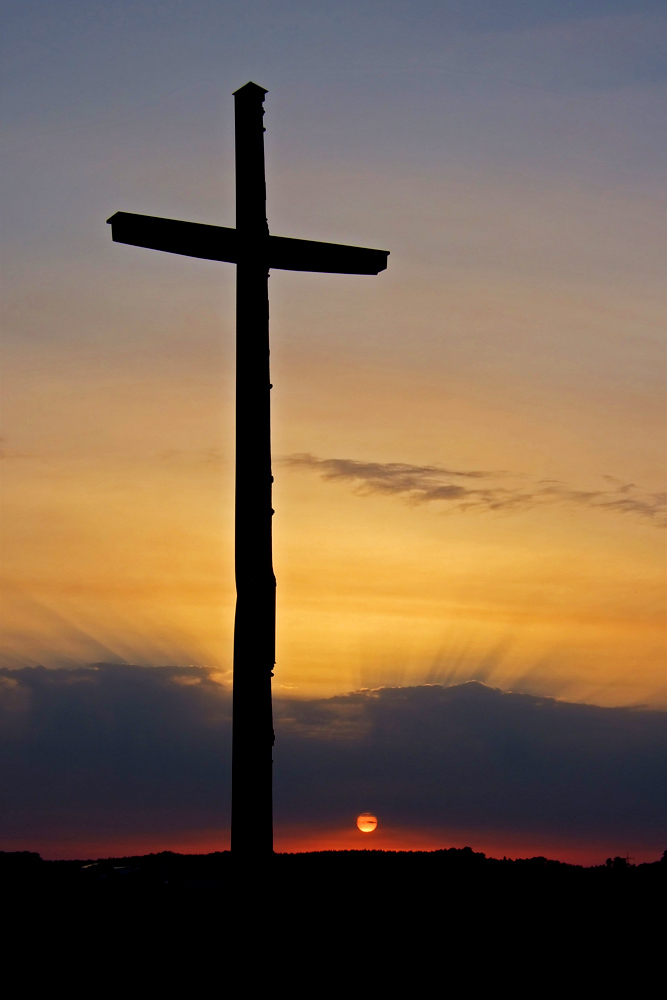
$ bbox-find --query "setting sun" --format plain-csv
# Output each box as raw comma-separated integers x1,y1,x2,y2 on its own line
357,814,378,834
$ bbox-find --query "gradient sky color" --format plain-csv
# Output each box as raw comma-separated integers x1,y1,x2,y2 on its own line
1,0,665,858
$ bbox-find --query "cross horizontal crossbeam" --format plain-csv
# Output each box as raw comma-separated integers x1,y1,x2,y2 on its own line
107,82,389,857
107,211,389,275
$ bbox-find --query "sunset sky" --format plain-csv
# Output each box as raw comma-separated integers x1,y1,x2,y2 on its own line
1,0,665,862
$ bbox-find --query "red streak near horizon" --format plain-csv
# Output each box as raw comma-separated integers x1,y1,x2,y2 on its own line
6,826,662,868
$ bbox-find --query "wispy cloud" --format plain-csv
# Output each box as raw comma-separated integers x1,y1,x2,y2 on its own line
283,454,666,526
0,437,35,461
157,447,225,465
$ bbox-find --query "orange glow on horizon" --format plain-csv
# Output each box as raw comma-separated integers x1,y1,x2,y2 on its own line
11,825,661,868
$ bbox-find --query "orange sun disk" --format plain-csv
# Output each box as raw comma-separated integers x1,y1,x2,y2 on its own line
357,813,378,833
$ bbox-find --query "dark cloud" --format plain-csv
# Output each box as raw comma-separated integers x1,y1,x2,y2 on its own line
0,664,664,849
283,454,666,525
0,664,232,839
274,683,666,841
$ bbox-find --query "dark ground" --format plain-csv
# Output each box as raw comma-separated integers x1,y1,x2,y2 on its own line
3,847,663,988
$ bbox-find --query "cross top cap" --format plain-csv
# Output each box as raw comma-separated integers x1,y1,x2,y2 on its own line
233,81,268,97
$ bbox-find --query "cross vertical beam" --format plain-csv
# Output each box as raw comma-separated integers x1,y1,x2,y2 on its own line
232,82,275,856
105,83,389,860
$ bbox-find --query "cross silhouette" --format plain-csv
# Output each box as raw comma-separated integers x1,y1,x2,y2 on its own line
107,82,389,856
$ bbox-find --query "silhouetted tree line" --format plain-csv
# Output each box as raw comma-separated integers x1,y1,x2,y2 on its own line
2,845,665,891
3,845,663,987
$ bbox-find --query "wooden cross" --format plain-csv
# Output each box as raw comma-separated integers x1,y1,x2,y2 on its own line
107,82,388,857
